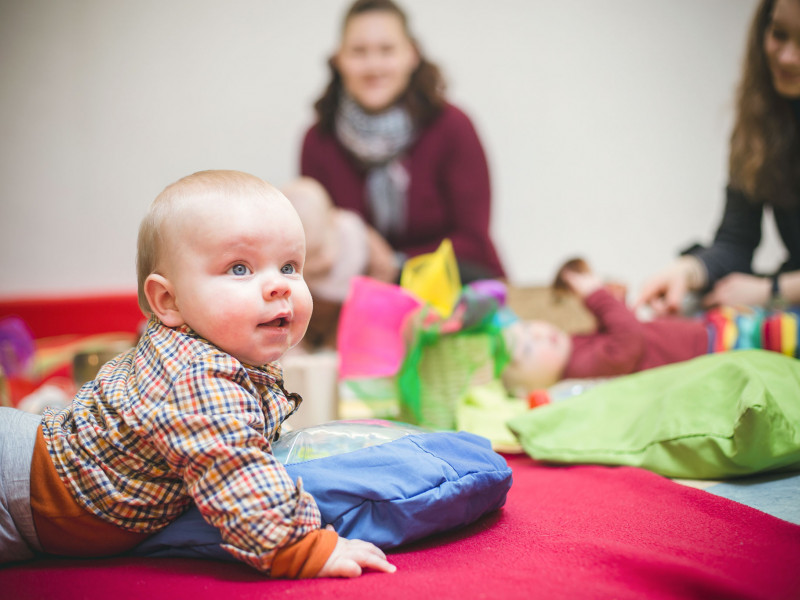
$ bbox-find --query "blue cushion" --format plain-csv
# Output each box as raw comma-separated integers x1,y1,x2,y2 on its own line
133,429,511,559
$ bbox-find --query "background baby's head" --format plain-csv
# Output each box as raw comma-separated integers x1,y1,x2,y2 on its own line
281,177,339,280
501,319,572,397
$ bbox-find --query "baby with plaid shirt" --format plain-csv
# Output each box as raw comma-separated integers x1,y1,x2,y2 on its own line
0,170,395,578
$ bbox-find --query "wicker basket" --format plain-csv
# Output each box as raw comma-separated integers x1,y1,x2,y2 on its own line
399,331,497,430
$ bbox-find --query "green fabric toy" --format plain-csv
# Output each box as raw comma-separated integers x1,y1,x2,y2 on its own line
507,350,800,479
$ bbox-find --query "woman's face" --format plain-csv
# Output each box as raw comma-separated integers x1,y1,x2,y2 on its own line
336,11,419,113
765,0,800,98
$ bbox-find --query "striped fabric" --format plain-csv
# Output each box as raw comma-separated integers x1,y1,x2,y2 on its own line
704,306,800,357
39,316,321,573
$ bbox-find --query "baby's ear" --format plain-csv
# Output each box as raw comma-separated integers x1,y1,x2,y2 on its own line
144,274,184,328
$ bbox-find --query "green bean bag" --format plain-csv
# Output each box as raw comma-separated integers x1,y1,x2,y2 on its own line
507,350,800,479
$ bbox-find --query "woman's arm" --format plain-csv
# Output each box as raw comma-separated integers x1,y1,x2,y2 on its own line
703,269,800,307
403,106,505,278
437,110,493,266
774,270,800,304
299,127,330,190
637,187,764,314
686,186,764,288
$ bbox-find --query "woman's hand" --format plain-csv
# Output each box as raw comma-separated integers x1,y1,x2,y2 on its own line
701,273,770,308
635,256,705,316
316,536,397,578
365,226,400,283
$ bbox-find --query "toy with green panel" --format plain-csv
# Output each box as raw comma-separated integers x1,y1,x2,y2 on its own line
395,242,511,430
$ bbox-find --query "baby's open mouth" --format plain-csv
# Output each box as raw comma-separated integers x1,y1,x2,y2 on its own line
261,317,288,328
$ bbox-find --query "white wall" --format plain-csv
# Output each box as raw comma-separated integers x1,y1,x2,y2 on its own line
0,0,770,298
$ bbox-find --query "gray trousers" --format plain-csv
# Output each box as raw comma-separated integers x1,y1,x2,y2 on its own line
0,407,43,562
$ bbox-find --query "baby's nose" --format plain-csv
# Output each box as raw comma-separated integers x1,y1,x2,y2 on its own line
264,275,290,299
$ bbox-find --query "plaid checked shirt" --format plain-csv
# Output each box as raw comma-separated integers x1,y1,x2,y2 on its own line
40,316,322,572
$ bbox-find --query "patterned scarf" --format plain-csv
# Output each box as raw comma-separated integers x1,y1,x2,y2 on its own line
335,94,415,237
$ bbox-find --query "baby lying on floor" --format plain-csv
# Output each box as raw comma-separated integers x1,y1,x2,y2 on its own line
502,258,797,397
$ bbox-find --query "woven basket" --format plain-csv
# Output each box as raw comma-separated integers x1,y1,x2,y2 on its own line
399,331,496,430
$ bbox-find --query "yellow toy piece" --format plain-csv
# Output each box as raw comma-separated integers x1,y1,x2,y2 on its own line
780,312,798,357
400,239,462,317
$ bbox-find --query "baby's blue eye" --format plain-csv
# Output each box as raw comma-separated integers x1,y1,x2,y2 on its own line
230,264,250,276
281,263,296,275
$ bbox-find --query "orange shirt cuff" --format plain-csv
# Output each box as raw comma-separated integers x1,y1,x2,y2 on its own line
270,528,338,579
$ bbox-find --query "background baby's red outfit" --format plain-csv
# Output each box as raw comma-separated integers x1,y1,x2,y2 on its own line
563,288,708,378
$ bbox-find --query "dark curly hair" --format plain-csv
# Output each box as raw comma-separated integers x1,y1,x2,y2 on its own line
312,0,447,133
729,0,800,208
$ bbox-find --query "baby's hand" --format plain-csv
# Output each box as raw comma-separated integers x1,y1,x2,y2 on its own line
316,536,397,578
559,269,603,298
552,258,591,294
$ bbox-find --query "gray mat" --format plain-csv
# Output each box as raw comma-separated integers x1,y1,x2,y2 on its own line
706,470,800,526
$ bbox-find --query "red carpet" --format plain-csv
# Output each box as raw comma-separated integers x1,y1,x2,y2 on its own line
3,454,799,600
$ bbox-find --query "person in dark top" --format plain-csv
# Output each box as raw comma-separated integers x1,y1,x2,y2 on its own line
637,0,800,314
300,0,506,283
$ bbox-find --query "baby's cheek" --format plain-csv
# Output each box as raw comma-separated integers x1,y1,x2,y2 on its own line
210,304,241,328
207,302,249,334
294,305,313,336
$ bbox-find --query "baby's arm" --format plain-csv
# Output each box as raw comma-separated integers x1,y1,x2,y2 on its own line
551,258,645,377
566,288,647,378
142,357,337,574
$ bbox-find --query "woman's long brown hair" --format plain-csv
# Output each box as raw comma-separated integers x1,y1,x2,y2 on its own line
312,0,447,133
729,0,800,208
